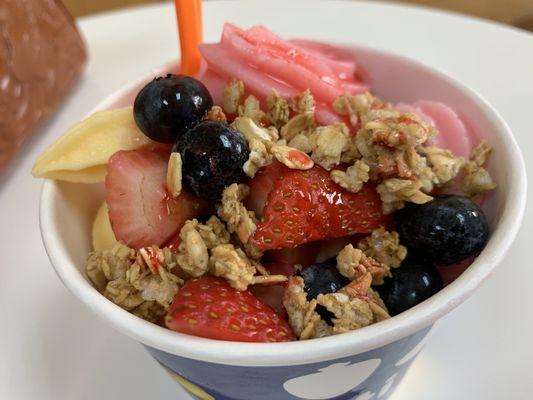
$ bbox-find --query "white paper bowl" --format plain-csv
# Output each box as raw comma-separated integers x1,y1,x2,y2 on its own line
39,46,526,400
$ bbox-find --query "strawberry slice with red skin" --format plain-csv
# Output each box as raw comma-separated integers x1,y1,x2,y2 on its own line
165,276,295,342
244,162,285,218
106,148,206,249
249,284,287,318
249,163,387,251
263,242,321,275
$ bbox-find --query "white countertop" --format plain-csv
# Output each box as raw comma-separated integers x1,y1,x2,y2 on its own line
1,1,532,399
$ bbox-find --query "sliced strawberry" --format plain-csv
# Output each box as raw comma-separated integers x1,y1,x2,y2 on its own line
249,163,387,251
105,148,205,249
263,242,321,274
249,284,287,318
244,162,285,218
165,276,295,342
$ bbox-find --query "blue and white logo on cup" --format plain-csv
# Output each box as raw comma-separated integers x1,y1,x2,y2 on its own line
283,359,381,399
147,326,432,400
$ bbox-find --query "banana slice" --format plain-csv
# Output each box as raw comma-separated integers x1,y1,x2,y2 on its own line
33,107,153,183
92,202,117,251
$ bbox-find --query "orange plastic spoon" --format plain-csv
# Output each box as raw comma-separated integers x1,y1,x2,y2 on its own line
174,0,203,76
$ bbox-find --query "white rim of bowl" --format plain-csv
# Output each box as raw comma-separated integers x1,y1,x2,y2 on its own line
39,46,527,367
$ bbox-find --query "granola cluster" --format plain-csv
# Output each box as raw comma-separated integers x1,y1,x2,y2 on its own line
223,80,495,214
283,270,389,340
282,227,404,340
87,192,287,315
87,242,184,323
462,141,497,196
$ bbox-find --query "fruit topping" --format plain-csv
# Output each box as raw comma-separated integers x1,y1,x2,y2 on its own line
32,107,153,183
165,276,295,342
133,74,213,143
396,195,489,265
299,259,350,301
175,120,249,200
105,148,205,249
377,258,443,316
263,242,321,274
298,259,350,324
249,163,387,250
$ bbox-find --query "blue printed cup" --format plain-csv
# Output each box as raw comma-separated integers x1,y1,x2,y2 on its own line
39,45,526,400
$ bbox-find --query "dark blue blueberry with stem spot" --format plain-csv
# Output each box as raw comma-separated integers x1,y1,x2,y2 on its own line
377,257,443,316
134,74,213,143
396,195,489,266
174,120,249,201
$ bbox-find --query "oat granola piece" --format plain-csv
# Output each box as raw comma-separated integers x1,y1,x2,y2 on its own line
218,184,257,243
267,90,290,128
129,261,183,307
238,95,267,124
462,163,497,196
358,227,407,270
377,178,433,214
310,123,350,170
280,111,315,142
197,216,231,249
209,244,256,290
243,138,274,178
336,244,390,285
166,152,182,198
89,244,184,322
336,245,365,280
471,140,492,166
176,220,209,277
232,116,275,142
355,107,437,183
283,277,332,339
287,133,313,154
242,241,263,261
104,278,145,310
317,269,390,332
462,141,497,197
222,78,244,114
366,112,433,148
270,144,314,170
207,105,227,123
338,272,390,322
290,89,315,114
330,160,370,193
422,146,464,186
87,241,136,291
132,301,167,323
332,92,376,126
316,292,374,333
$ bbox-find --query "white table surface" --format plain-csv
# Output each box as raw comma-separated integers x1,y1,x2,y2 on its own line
1,1,532,399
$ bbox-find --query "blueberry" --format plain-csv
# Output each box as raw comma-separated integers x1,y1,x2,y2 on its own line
298,259,350,324
377,258,443,316
396,195,489,265
133,74,213,143
174,121,249,200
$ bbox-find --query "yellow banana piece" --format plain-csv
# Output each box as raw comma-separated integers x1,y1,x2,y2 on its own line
92,202,117,251
33,107,153,183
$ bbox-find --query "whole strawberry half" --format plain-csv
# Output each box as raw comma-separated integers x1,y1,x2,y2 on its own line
106,148,205,249
248,163,387,251
165,276,295,342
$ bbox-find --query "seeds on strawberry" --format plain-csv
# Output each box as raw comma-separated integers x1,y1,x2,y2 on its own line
105,148,206,249
249,163,388,251
165,276,295,342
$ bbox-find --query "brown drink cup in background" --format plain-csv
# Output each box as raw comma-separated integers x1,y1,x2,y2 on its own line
0,0,87,173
